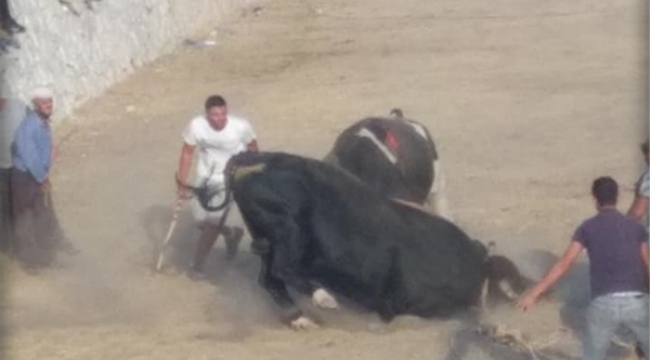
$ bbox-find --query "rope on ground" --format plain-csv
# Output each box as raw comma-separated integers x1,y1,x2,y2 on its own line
474,322,578,360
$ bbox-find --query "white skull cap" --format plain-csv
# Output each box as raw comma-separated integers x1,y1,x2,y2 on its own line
31,87,53,100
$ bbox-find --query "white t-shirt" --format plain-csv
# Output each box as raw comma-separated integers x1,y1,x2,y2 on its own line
182,115,256,187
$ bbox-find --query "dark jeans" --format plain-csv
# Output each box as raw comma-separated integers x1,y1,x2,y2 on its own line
0,167,13,253
11,169,65,269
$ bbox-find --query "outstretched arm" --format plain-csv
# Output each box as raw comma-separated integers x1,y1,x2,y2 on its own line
517,241,584,311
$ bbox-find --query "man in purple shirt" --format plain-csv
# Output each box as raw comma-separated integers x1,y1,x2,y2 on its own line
518,176,649,360
11,88,75,272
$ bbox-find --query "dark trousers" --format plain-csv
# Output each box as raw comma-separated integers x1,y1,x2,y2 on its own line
0,0,14,24
0,167,13,253
11,169,65,268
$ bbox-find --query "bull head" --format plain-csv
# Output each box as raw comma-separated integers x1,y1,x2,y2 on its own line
482,241,534,307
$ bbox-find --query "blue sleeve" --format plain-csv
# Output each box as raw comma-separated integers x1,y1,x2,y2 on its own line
13,119,48,183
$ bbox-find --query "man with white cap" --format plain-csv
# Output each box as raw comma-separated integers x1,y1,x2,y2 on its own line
11,87,75,272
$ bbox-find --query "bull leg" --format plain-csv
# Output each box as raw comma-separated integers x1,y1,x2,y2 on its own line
240,209,312,328
479,242,496,309
426,159,453,221
268,219,318,295
257,251,302,322
259,251,319,330
268,219,344,324
244,203,327,328
376,248,400,322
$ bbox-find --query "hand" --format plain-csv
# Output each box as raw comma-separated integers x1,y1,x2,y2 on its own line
516,289,539,312
177,183,191,200
176,172,193,200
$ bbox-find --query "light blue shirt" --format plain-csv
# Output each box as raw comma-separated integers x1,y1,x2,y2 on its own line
11,110,52,183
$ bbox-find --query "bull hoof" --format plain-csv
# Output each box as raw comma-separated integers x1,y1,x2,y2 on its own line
312,288,339,310
290,316,320,331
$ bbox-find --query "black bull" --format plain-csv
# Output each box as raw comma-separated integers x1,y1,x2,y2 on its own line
323,113,438,205
186,151,525,326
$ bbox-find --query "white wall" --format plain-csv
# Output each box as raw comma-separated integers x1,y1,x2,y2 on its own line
1,0,243,122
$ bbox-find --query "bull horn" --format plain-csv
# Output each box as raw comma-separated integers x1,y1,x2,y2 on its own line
391,198,434,215
389,108,404,118
498,280,518,301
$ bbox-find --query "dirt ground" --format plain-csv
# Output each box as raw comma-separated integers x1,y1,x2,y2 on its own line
3,0,647,359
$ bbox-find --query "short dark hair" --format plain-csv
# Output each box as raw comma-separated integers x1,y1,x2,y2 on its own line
591,176,618,206
205,95,227,110
641,140,649,155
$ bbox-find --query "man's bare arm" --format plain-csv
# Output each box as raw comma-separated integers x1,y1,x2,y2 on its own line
517,241,584,311
177,143,195,197
627,196,649,222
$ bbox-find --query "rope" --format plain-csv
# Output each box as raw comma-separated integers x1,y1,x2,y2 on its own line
474,322,578,360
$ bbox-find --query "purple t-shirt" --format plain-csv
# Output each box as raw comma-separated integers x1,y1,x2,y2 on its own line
573,209,649,298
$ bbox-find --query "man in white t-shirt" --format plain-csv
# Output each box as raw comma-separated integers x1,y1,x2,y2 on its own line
177,95,258,279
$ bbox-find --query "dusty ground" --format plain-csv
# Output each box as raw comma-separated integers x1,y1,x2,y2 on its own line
3,0,647,359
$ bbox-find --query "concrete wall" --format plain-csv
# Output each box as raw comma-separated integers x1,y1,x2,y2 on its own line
1,0,244,122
